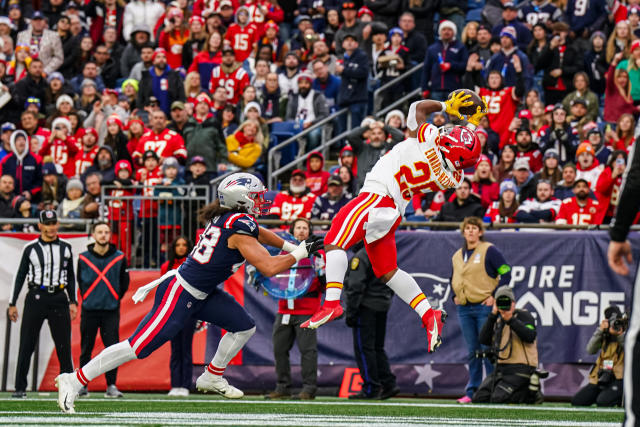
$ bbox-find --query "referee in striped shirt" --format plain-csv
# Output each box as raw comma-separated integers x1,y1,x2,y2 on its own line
7,210,77,398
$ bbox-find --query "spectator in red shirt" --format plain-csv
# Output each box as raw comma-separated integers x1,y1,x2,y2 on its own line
224,6,259,63
39,117,79,178
209,46,251,105
73,127,100,178
514,126,543,173
470,154,499,210
595,150,628,223
484,180,519,224
136,149,163,267
188,31,223,90
267,169,317,227
133,110,188,164
304,151,330,197
607,113,636,153
604,52,639,124
109,160,135,263
158,8,190,70
556,178,603,225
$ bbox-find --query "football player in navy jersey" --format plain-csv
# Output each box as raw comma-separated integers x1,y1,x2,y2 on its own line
55,173,324,414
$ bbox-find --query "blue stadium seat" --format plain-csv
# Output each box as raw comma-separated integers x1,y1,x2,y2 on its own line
467,0,485,10
264,190,278,202
270,121,300,168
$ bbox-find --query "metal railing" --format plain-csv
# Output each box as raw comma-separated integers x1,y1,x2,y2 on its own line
372,62,424,112
0,218,93,233
267,107,350,189
376,87,422,118
100,185,210,270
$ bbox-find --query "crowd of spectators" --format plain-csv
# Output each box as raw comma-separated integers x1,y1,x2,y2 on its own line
0,0,635,239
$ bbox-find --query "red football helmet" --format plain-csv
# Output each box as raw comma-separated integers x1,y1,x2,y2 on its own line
436,126,482,171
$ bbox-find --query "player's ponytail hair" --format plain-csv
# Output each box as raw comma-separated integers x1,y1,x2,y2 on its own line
198,200,245,225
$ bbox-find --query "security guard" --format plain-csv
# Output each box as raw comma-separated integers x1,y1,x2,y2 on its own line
77,222,129,398
344,245,399,400
8,210,77,398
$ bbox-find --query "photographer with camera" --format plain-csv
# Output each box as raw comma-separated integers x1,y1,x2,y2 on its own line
572,306,626,407
472,285,542,404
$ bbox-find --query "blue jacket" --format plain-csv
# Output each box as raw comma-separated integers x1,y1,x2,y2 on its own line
338,48,369,106
77,244,129,311
0,149,42,198
486,49,533,91
421,40,468,92
312,74,341,111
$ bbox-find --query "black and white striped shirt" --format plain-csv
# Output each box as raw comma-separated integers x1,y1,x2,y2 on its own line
10,237,77,305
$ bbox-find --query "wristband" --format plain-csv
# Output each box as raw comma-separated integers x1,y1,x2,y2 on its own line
407,100,420,131
290,244,308,262
466,123,477,131
282,241,297,253
440,101,447,113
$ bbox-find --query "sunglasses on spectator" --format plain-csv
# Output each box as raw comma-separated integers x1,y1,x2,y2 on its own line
26,97,40,104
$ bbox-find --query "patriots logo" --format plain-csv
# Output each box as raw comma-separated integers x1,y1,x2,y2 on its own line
239,218,256,231
410,272,451,311
225,177,253,188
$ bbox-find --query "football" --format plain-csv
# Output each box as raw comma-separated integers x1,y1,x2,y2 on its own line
447,88,485,117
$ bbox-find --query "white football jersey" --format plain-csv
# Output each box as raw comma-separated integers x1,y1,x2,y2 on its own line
360,123,463,215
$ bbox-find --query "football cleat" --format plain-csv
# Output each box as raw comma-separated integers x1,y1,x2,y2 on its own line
55,373,80,414
196,372,244,399
300,304,344,329
423,309,447,353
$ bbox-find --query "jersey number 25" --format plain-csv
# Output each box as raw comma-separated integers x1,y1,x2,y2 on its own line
192,225,221,264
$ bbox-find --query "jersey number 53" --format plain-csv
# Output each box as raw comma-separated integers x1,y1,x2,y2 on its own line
394,161,441,201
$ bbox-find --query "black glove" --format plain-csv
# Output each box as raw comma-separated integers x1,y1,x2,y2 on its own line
304,235,324,255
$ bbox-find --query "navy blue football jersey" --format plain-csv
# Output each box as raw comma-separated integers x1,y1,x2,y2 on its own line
178,211,259,294
517,0,563,26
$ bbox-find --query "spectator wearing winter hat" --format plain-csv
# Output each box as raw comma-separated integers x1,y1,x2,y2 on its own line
538,104,579,165
44,72,75,116
73,127,100,178
136,149,162,267
357,5,374,23
40,162,67,206
586,128,611,166
484,180,519,224
491,3,532,51
58,178,85,224
377,26,410,107
182,16,208,70
285,71,329,152
137,48,186,115
122,1,163,43
0,122,15,161
384,109,405,132
75,79,100,115
484,26,532,92
155,156,185,247
304,151,331,197
561,72,600,123
534,148,563,188
11,194,35,232
421,20,468,101
39,117,78,178
183,94,227,174
16,12,63,75
575,142,604,190
471,155,500,210
362,0,400,28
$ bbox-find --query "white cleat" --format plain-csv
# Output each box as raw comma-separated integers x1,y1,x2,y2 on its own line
196,372,244,399
55,373,80,414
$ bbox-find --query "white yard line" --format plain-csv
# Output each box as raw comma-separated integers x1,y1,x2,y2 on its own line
0,412,623,427
0,397,625,413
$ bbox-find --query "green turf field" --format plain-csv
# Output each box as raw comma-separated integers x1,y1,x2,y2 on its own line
0,393,625,426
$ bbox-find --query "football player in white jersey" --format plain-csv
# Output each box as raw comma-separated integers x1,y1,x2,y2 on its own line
301,91,487,353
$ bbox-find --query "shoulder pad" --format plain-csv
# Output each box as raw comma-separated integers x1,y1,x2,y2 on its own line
225,213,259,237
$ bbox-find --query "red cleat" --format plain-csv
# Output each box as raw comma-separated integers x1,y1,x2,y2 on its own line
300,303,344,329
422,308,447,353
